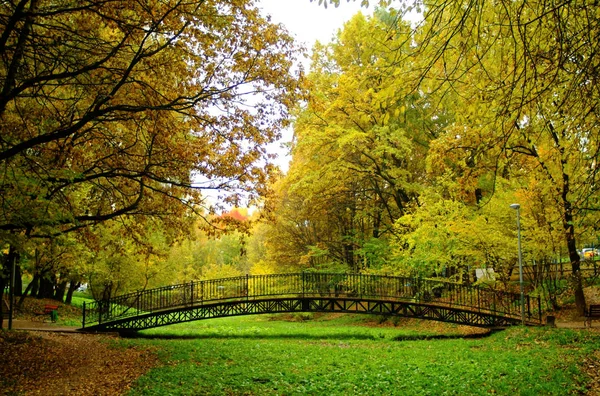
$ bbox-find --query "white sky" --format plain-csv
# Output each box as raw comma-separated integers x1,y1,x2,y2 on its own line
258,0,375,51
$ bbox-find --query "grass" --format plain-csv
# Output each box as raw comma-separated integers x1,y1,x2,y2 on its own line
116,314,600,395
69,294,93,308
10,294,93,327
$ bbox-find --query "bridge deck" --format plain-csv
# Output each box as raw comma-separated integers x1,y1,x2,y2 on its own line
81,273,543,332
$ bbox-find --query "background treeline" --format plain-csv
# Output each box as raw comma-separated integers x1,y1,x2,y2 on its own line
0,0,302,312
261,4,600,315
3,1,600,316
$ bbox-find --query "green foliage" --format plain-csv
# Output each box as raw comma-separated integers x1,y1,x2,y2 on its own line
355,237,391,270
275,0,600,319
264,9,445,272
414,0,600,311
85,219,176,299
391,181,535,283
164,226,249,282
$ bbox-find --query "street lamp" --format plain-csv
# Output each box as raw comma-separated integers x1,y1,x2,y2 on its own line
509,203,525,325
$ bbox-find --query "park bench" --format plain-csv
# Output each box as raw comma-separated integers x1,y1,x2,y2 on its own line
37,304,59,322
585,304,600,327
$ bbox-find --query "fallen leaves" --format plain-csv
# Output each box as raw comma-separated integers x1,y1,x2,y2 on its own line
581,351,600,395
0,331,158,395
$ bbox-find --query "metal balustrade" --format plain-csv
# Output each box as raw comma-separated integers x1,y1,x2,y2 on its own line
81,273,543,330
521,261,600,281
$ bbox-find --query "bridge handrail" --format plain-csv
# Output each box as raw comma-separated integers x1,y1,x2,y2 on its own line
81,273,542,328
520,261,600,280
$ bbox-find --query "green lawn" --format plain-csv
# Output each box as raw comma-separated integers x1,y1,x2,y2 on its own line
116,314,599,395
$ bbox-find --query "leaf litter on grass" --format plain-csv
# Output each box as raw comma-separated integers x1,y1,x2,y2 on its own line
0,330,158,395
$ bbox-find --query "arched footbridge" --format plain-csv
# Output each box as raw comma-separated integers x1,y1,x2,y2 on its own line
81,273,543,333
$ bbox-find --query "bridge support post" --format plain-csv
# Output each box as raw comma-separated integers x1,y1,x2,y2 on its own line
302,272,305,298
301,298,310,311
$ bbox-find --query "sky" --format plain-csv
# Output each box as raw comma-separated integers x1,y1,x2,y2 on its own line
257,1,376,172
258,0,375,51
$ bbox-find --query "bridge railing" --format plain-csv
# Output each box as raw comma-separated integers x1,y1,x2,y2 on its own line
81,273,542,328
522,261,600,281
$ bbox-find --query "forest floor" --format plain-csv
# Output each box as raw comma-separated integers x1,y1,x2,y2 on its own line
1,297,159,395
0,330,158,395
1,291,600,395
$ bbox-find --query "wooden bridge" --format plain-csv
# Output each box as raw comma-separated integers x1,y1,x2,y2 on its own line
80,273,543,333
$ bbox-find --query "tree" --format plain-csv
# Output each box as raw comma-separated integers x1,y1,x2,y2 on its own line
393,177,539,288
262,174,341,271
0,0,303,239
22,233,91,302
265,10,445,271
160,210,254,282
410,0,600,314
0,0,303,310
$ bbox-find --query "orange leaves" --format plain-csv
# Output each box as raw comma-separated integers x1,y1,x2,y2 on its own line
0,331,158,395
0,0,304,236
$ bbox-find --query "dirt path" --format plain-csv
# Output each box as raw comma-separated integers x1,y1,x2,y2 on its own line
0,330,158,395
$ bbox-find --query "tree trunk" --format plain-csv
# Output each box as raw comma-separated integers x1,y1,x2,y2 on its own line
54,279,68,302
64,281,80,305
2,245,19,328
37,276,55,299
14,263,22,297
0,275,6,329
17,278,37,307
563,196,586,315
29,274,39,298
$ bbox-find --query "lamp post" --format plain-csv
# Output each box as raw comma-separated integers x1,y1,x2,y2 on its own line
509,203,525,325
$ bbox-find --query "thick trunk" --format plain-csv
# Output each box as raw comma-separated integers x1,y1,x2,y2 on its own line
566,231,586,315
344,243,355,271
64,281,80,305
54,279,67,302
37,276,55,299
562,189,586,315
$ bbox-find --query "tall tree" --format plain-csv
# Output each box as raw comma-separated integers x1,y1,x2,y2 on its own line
266,10,445,271
410,0,600,313
311,2,598,316
0,0,303,241
393,178,536,287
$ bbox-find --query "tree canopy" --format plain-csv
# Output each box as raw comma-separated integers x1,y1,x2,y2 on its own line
3,0,599,319
0,0,303,241
259,0,600,314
